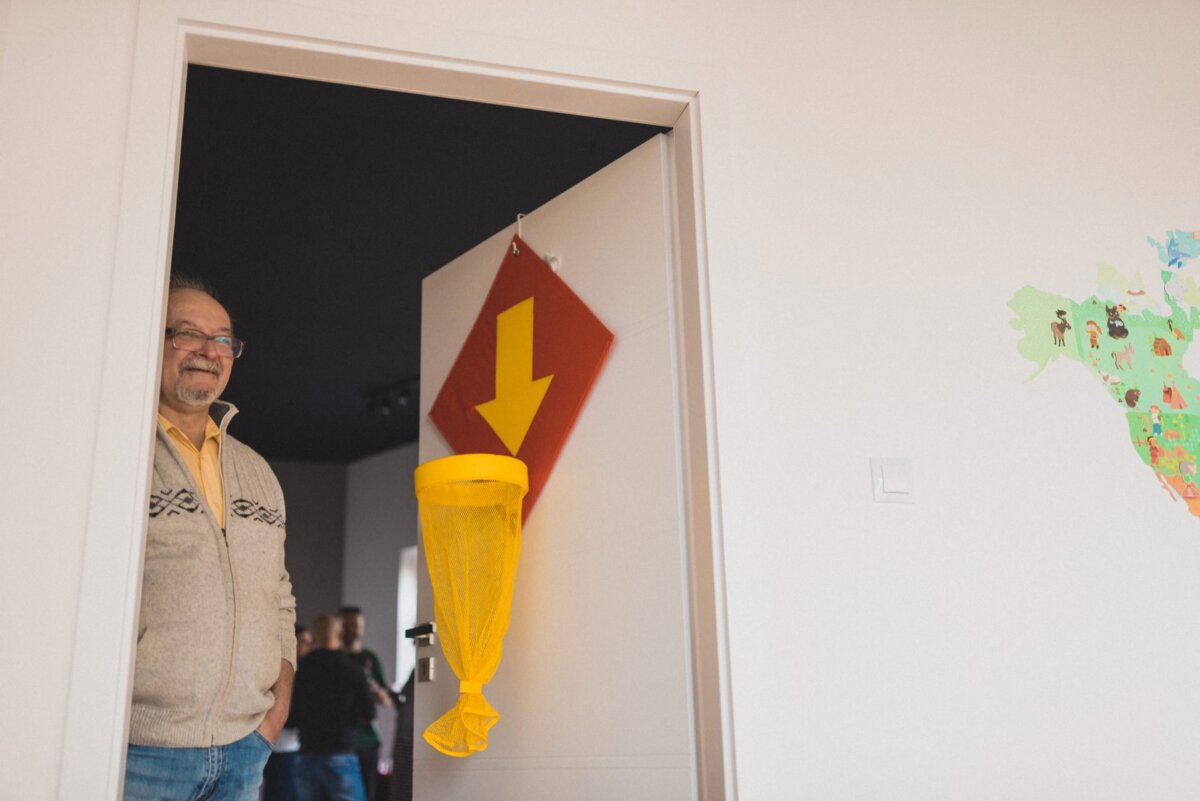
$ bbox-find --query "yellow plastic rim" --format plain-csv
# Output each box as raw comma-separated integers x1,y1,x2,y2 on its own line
414,453,528,495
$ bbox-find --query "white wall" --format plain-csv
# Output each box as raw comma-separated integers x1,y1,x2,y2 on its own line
0,3,137,799
7,1,1200,799
0,0,11,79
270,460,348,627
719,6,1200,798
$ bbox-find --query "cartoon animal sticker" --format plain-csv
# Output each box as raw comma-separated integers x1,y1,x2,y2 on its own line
1050,310,1072,347
1164,383,1189,411
1113,344,1134,370
1125,388,1141,408
1106,304,1128,339
1168,319,1187,341
1152,336,1173,357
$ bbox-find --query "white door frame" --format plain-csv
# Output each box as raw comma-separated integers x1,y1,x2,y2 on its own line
62,10,733,801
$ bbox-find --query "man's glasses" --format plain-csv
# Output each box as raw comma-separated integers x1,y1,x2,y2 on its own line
165,327,245,359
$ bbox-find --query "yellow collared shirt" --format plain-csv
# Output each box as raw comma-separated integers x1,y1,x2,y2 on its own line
158,414,224,527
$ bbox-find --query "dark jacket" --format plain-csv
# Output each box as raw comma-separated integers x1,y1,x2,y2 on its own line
292,649,376,754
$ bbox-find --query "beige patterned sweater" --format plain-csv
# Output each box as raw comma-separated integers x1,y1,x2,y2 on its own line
130,402,297,747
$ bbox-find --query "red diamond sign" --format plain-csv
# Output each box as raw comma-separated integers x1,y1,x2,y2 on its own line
428,235,615,518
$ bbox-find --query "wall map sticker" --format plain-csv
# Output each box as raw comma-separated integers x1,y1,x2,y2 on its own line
1010,230,1200,517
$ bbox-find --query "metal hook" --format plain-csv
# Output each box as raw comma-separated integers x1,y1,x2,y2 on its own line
513,213,526,255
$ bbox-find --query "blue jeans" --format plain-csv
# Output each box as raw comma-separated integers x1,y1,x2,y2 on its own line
124,730,273,801
296,753,367,801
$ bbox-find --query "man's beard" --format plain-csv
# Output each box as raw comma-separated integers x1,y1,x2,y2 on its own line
173,356,222,405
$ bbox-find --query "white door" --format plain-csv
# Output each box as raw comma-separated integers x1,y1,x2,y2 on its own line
416,134,696,801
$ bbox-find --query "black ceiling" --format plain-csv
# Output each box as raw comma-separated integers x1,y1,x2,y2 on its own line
172,65,667,463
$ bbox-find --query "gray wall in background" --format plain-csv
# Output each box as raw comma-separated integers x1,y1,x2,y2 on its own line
344,442,420,687
270,442,419,770
344,443,420,766
270,460,348,628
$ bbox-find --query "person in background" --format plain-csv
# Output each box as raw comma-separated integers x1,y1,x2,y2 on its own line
387,670,415,801
264,624,315,801
123,275,296,801
339,605,392,799
291,615,375,801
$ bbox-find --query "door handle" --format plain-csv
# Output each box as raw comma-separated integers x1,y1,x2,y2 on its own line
404,621,436,647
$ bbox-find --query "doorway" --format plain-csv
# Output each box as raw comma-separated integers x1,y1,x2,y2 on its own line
66,21,728,801
172,64,667,798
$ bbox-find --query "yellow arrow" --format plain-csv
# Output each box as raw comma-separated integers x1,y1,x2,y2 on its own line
475,297,554,455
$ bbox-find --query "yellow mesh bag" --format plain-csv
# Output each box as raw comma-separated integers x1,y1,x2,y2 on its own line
414,454,528,758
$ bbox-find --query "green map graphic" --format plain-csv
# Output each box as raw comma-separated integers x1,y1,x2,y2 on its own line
1010,230,1200,518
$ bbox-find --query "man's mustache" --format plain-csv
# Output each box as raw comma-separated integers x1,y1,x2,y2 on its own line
181,356,222,376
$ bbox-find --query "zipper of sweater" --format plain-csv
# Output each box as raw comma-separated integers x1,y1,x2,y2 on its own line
211,406,238,743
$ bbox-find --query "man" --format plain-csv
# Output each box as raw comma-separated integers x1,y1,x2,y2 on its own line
124,275,297,801
340,605,392,799
292,615,375,801
264,625,315,801
387,670,415,801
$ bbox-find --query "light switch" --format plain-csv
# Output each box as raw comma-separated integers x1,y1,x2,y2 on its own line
871,457,914,504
